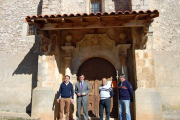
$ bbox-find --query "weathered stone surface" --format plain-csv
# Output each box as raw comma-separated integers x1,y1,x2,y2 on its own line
0,52,38,113
132,0,149,11
31,87,56,120
0,0,179,119
154,51,180,119
135,88,162,120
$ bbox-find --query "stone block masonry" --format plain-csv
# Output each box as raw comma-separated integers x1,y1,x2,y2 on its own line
0,0,42,113
135,88,162,120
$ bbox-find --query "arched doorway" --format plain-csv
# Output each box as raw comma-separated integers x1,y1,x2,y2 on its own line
77,57,118,118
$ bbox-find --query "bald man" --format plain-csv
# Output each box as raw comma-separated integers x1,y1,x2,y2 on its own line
99,78,114,120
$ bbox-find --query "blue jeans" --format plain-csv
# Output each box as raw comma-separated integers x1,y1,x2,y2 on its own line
119,100,131,120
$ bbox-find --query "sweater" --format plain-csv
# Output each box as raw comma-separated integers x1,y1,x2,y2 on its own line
99,84,114,100
118,80,133,100
57,82,74,99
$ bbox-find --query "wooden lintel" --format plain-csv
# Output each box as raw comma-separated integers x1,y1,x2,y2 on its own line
79,17,83,22
31,19,34,23
134,15,138,20
62,18,65,22
44,19,48,23
146,14,152,20
115,16,119,21
97,17,101,22
37,20,153,30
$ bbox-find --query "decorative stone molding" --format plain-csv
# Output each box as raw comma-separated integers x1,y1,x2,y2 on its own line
41,36,51,52
61,46,75,57
117,44,131,56
116,44,131,80
119,33,127,44
132,26,153,50
61,46,75,76
37,30,52,53
65,35,72,46
76,34,115,52
71,34,121,75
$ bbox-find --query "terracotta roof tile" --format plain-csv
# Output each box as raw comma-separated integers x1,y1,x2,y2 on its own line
26,10,159,19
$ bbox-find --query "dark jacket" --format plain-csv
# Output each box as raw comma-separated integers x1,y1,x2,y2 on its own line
57,82,74,99
118,80,133,100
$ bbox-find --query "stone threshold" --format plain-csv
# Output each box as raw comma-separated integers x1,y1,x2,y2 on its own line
0,112,37,120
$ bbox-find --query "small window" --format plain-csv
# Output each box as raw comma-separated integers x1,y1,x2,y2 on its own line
28,24,36,35
91,1,101,14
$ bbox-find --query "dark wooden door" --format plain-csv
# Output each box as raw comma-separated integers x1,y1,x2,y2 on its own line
77,57,118,118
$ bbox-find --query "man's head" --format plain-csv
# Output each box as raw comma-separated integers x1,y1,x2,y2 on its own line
65,75,70,83
79,73,85,82
119,74,125,82
102,78,107,86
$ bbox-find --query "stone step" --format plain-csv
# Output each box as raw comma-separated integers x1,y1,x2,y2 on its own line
0,112,38,120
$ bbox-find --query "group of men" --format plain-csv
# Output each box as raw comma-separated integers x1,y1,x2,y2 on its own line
57,74,133,120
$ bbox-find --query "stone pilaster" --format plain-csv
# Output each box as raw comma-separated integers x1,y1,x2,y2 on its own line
61,45,76,119
117,44,131,81
132,27,162,120
61,46,75,76
31,33,59,120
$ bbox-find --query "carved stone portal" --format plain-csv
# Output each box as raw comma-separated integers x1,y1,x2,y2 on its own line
70,34,131,75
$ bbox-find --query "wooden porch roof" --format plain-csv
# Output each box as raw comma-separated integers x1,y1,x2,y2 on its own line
26,10,159,30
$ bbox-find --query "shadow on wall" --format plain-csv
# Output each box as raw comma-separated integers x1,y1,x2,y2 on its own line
12,0,66,118
52,92,60,120
12,34,40,115
112,0,132,12
37,0,43,16
12,0,43,110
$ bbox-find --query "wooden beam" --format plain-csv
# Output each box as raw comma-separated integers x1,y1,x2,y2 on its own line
44,19,48,23
37,20,153,30
62,18,65,22
97,17,101,22
134,15,139,20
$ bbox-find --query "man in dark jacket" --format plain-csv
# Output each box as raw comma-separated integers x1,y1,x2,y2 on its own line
57,75,74,120
118,74,133,120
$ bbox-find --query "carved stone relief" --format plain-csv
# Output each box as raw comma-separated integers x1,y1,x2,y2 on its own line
71,34,122,75
132,27,149,49
41,36,51,52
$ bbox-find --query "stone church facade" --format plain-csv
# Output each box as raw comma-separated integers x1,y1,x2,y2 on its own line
0,0,180,120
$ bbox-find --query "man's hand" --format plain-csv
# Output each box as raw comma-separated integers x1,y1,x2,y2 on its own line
82,92,86,96
71,99,74,104
57,99,59,103
77,93,81,96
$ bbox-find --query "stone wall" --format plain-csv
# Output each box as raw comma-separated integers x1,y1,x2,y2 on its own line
149,0,180,119
0,0,41,112
41,0,132,15
42,0,61,15
0,0,180,119
132,0,149,11
132,0,180,119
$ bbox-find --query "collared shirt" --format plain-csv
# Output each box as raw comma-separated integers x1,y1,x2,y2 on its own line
79,80,84,86
65,81,69,86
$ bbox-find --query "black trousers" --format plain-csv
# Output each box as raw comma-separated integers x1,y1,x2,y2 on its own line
99,98,111,120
